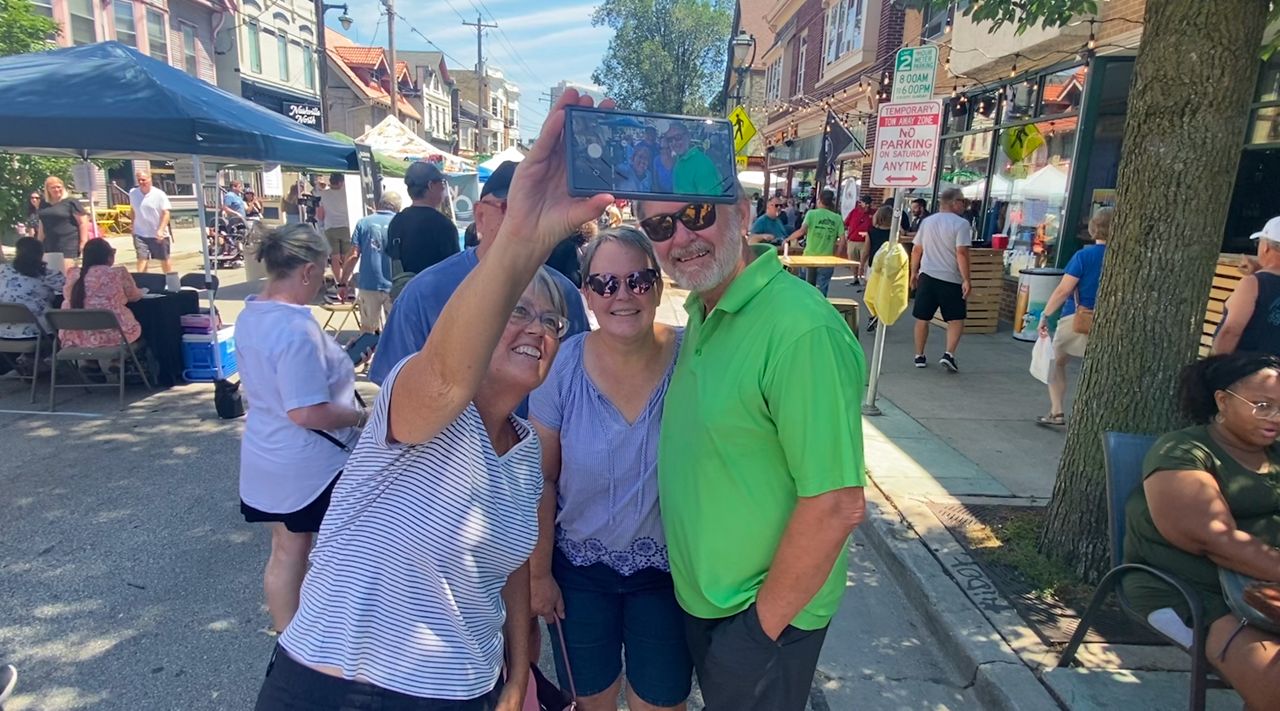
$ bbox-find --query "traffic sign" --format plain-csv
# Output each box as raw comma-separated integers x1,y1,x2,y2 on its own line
870,100,943,189
891,46,939,102
728,105,757,154
736,155,748,169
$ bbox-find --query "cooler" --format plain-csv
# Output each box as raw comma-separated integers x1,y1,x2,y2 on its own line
183,326,236,381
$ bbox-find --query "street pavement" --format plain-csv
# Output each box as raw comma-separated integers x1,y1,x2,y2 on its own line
0,248,981,709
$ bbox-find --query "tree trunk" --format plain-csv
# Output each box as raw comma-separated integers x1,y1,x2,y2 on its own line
1038,0,1269,582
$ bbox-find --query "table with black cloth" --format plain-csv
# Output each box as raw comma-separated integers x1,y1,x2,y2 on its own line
127,290,199,386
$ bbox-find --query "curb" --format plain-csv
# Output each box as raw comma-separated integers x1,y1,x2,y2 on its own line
860,483,1063,711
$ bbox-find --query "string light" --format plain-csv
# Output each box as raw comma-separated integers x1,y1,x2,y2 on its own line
944,15,952,34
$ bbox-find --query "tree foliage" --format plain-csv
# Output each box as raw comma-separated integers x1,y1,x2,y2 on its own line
590,0,733,115
0,0,69,235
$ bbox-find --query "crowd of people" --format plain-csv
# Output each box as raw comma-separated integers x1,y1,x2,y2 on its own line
234,89,867,711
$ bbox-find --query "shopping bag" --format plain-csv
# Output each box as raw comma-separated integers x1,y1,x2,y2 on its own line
1030,334,1054,384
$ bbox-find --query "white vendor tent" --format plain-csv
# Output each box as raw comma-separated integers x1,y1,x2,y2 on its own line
357,115,475,173
479,146,526,171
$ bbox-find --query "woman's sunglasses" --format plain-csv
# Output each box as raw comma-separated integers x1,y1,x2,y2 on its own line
585,269,660,298
638,203,716,242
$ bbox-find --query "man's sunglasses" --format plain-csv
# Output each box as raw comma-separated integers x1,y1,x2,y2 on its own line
585,269,660,298
638,203,716,242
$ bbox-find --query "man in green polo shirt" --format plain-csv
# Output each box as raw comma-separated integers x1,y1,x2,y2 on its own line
665,123,724,196
635,193,867,710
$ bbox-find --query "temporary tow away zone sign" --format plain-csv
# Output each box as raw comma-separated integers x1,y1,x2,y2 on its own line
869,100,943,189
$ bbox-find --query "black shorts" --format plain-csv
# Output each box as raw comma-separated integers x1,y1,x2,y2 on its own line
241,473,340,533
912,273,967,322
134,236,171,261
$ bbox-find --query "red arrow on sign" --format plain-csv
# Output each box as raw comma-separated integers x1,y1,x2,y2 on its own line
884,176,918,183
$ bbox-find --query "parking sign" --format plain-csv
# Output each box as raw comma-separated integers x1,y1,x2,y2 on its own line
892,46,939,103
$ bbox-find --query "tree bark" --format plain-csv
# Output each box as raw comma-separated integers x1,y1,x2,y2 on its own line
1038,0,1269,581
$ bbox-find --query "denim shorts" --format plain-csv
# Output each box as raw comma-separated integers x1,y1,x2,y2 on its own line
549,549,692,707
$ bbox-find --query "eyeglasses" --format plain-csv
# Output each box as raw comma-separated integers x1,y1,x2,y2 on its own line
585,269,660,298
510,303,569,338
638,203,716,242
1224,390,1280,420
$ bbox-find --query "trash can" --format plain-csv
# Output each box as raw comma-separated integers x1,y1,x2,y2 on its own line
1013,268,1064,342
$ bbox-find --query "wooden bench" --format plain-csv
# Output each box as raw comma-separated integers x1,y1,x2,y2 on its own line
1200,257,1247,357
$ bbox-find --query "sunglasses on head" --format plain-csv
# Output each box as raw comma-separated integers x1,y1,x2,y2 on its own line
585,269,660,298
639,203,716,242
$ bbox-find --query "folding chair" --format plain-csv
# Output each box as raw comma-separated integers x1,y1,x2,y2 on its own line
46,309,153,411
320,302,362,345
180,272,219,298
1057,432,1231,711
130,272,168,292
0,303,51,403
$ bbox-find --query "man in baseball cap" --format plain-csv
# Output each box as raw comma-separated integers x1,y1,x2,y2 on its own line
388,161,457,276
1214,215,1280,355
370,158,590,387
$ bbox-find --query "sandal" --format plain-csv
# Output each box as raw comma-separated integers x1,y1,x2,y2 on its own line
1036,413,1066,427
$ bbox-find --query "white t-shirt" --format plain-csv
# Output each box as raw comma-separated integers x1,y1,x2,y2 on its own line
128,186,172,238
315,186,351,231
281,355,543,699
236,297,357,513
916,211,973,284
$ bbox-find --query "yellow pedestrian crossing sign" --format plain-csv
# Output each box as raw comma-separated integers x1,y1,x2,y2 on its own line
728,105,757,154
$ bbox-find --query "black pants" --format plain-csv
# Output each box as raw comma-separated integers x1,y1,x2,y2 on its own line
255,645,504,711
684,605,828,711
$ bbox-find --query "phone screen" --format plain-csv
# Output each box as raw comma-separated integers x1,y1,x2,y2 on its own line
564,106,739,205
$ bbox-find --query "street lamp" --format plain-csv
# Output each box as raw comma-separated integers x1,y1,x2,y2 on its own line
729,31,757,107
314,1,354,132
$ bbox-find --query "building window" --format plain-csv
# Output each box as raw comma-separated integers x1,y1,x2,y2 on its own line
277,32,289,81
68,0,97,46
922,2,953,40
793,33,807,96
180,23,198,75
146,8,168,62
824,0,867,65
30,0,53,18
303,43,316,90
246,22,262,74
765,56,782,100
113,1,137,48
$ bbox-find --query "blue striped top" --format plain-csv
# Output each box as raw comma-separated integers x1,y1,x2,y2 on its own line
280,356,543,699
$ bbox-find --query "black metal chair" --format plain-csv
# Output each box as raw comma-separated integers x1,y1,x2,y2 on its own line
130,272,168,293
1057,432,1231,711
180,272,219,297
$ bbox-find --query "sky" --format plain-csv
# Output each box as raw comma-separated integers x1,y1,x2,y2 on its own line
333,0,610,141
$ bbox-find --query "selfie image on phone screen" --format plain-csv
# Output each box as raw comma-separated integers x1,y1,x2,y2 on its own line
564,106,739,204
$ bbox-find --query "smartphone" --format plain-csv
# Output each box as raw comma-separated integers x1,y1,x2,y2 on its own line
563,105,739,205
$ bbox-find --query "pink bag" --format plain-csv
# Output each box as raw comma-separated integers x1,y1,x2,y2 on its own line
523,622,577,710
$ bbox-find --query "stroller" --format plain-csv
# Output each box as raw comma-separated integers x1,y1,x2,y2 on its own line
207,215,247,269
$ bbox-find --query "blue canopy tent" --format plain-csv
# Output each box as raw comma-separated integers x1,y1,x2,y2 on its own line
0,41,360,379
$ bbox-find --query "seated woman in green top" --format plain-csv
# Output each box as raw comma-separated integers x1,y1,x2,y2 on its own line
1122,353,1280,708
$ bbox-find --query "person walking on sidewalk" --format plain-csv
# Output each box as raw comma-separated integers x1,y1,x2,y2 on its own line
350,192,400,334
910,188,972,372
1215,215,1280,356
530,227,692,711
843,194,874,283
785,188,845,296
315,173,354,302
635,193,867,711
1035,207,1112,426
129,169,173,274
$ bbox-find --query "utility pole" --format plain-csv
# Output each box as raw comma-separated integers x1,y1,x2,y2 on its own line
383,0,398,122
463,14,497,150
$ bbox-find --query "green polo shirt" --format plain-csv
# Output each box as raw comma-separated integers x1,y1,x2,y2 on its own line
672,147,723,195
658,244,867,630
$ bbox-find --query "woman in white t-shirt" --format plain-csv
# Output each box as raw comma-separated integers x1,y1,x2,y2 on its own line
255,90,619,711
236,224,367,635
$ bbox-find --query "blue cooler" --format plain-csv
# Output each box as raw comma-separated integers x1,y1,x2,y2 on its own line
183,326,237,381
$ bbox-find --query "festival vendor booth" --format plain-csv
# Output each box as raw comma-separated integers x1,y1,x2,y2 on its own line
0,41,358,386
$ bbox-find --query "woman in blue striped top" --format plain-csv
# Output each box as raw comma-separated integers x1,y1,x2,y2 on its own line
254,87,620,711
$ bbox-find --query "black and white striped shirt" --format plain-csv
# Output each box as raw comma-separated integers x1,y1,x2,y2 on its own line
280,356,543,699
